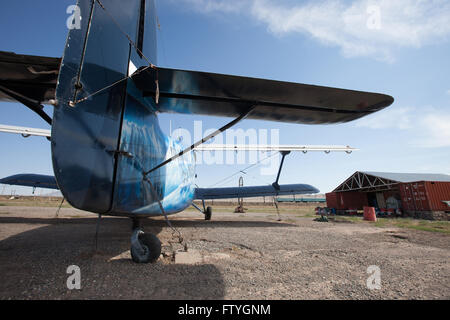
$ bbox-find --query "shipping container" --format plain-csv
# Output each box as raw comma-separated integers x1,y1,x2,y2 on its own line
400,181,450,212
424,181,450,211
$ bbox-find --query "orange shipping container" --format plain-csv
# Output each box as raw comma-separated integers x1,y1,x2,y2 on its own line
424,181,450,211
400,182,450,212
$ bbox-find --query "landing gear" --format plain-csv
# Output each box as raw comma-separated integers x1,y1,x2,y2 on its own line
191,200,213,221
204,206,212,221
130,219,161,263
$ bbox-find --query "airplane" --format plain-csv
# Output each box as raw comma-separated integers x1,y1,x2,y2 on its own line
0,0,394,263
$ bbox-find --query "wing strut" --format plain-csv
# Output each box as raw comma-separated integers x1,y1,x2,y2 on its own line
272,151,291,191
0,85,52,125
143,107,255,176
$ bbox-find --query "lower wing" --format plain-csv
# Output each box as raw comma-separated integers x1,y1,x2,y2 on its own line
0,124,51,138
0,125,357,154
195,184,319,200
0,174,317,200
0,174,58,190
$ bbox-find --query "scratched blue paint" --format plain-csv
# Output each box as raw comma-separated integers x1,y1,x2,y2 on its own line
112,88,195,216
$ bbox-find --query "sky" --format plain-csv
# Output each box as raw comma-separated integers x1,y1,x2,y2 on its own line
0,0,449,196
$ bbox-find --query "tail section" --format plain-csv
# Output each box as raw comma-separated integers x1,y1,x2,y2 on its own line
52,0,158,214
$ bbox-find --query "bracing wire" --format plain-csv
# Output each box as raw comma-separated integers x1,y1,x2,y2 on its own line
96,0,154,67
71,0,157,106
71,66,152,106
209,152,279,188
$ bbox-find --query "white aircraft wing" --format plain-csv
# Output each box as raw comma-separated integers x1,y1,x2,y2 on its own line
0,125,357,154
0,124,51,138
194,144,357,153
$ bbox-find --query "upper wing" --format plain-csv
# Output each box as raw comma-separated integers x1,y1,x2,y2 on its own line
132,67,394,125
0,174,58,190
195,184,319,200
0,51,60,104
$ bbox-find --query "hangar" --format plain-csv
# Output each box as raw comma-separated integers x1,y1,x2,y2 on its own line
326,172,450,220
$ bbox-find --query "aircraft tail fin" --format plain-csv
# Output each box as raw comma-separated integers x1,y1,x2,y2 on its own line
52,0,159,213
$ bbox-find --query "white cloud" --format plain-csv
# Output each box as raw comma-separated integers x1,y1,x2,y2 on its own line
174,0,450,62
415,112,450,148
355,106,450,148
173,0,247,14
355,107,413,129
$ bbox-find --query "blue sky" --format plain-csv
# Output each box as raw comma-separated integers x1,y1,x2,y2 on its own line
1,0,449,196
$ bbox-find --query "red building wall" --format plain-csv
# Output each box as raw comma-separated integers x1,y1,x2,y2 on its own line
326,191,368,210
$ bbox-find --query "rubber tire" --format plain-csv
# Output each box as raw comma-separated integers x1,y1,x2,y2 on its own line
205,207,212,221
131,233,161,263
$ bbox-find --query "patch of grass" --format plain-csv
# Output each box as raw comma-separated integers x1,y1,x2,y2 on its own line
185,204,318,217
375,218,450,234
297,214,316,218
0,200,72,208
329,216,364,224
333,216,450,234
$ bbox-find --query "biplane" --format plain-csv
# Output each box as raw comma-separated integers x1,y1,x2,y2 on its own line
0,0,394,263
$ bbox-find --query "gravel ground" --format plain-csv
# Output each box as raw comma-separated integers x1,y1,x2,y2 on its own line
0,206,448,300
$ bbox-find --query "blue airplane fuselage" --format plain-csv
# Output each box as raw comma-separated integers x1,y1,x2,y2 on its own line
111,81,196,216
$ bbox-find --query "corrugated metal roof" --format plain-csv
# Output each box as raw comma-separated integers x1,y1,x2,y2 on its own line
362,172,450,183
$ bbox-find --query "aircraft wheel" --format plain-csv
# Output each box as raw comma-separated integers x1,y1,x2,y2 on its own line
130,230,161,263
204,207,212,221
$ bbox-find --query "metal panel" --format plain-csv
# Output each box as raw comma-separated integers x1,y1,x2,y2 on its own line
326,191,368,210
326,192,339,208
400,184,415,211
362,172,450,183
52,0,143,213
340,192,369,210
400,182,430,211
424,182,450,211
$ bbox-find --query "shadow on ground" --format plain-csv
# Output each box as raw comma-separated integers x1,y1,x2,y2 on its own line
0,214,294,299
0,216,221,299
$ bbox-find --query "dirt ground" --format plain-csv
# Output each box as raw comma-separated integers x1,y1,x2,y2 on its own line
0,205,448,300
